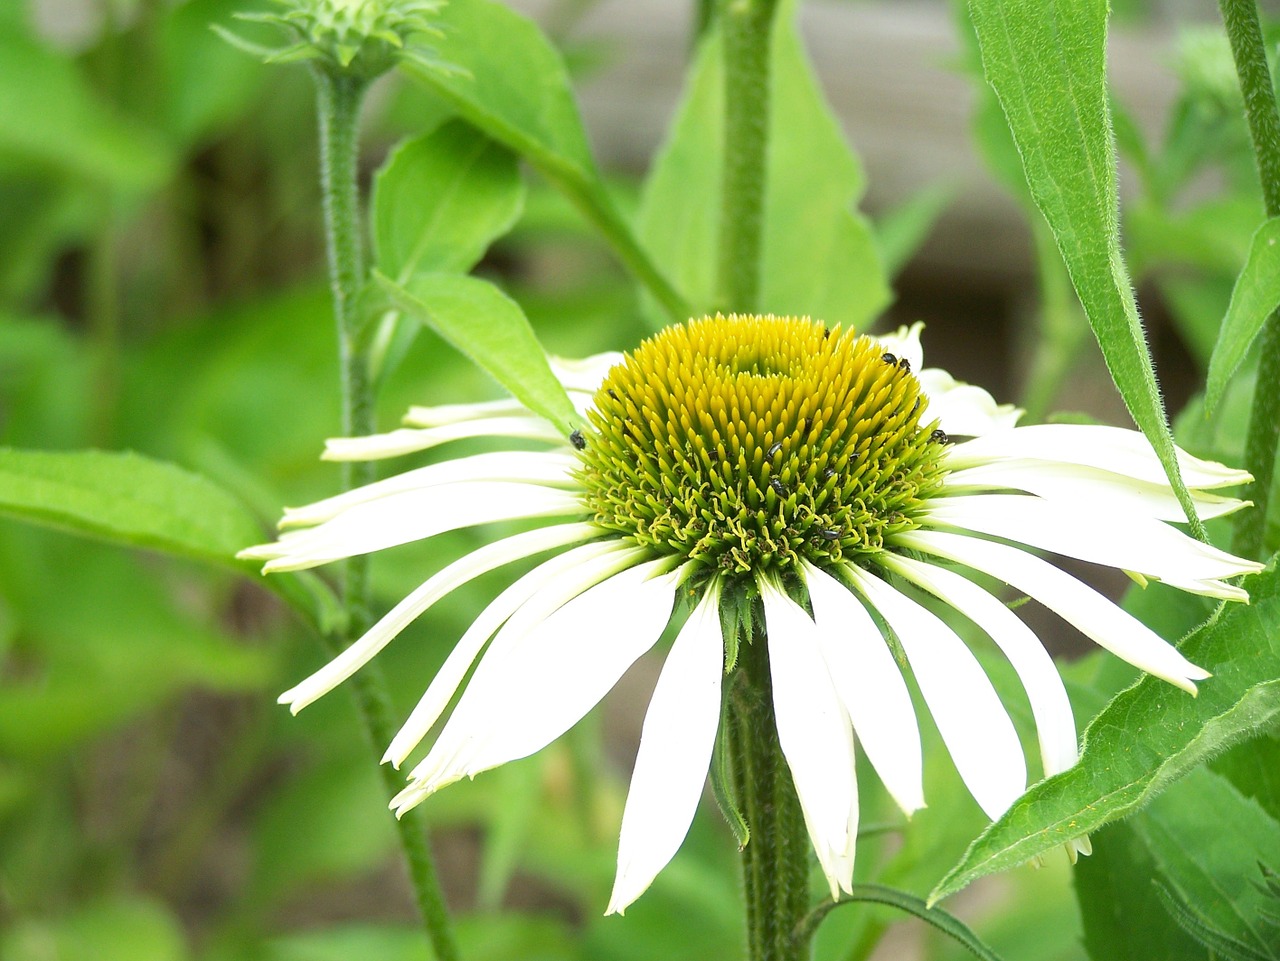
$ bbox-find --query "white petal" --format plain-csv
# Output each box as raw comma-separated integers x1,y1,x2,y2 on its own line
946,424,1253,490
384,539,642,768
402,397,525,427
762,581,858,898
873,321,925,372
550,351,623,393
403,558,678,800
277,522,601,715
883,554,1079,777
943,459,1247,523
802,562,924,815
607,584,724,916
898,529,1211,693
846,567,1026,820
917,369,1023,437
922,493,1262,590
322,416,564,461
280,450,580,528
248,482,583,572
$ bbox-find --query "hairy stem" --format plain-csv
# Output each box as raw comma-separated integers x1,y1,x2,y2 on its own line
1219,0,1280,559
314,67,460,961
728,634,812,961
717,0,780,312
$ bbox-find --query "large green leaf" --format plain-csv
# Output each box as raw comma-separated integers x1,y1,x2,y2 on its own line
372,119,524,280
1134,767,1280,960
637,0,889,329
377,272,579,434
0,447,262,568
967,0,1204,533
0,447,339,632
931,560,1280,903
1206,217,1280,411
1074,821,1206,961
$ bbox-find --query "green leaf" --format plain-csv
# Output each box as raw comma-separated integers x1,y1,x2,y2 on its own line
401,0,594,177
637,0,889,329
931,560,1280,903
0,447,262,568
0,447,339,633
372,119,525,280
967,0,1205,534
1206,217,1280,411
376,272,578,434
1134,767,1280,959
1074,821,1206,961
400,0,689,321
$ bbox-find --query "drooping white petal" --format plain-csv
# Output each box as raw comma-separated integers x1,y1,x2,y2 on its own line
874,321,925,372
897,529,1211,693
243,482,583,572
883,554,1079,778
401,397,525,427
945,424,1253,490
761,580,858,898
942,459,1247,523
845,567,1026,820
916,369,1023,437
384,539,644,768
551,351,624,393
397,559,679,810
322,416,564,461
278,522,601,715
280,450,581,529
608,583,724,916
922,494,1262,591
802,562,924,815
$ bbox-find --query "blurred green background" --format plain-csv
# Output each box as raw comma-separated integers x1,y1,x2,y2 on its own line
0,1,1271,959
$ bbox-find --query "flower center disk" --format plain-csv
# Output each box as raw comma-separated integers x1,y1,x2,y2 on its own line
577,314,949,578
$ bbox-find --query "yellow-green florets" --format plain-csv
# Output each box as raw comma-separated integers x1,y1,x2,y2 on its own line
577,315,950,579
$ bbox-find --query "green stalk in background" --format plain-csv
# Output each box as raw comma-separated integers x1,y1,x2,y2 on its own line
717,0,778,314
1219,0,1280,560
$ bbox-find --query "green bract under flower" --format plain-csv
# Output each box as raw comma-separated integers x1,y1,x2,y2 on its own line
230,0,455,80
577,315,949,576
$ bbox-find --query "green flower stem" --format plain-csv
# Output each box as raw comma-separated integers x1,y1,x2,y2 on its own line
728,633,812,961
717,0,780,312
1219,0,1280,559
314,68,460,961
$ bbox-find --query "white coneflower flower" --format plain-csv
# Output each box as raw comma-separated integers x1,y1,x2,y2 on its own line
241,315,1263,913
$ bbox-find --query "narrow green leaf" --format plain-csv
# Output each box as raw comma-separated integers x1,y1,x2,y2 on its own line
1207,217,1280,411
372,119,525,281
967,0,1206,535
637,0,889,329
377,272,578,434
931,560,1280,903
0,447,262,568
1135,767,1280,959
